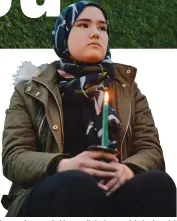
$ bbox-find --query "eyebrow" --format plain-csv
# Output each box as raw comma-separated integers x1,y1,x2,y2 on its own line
74,18,107,26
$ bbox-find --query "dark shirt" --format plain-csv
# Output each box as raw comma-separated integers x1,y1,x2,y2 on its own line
62,99,88,157
56,72,88,157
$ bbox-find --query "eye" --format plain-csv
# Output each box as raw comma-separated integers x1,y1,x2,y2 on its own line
98,26,107,31
77,23,88,28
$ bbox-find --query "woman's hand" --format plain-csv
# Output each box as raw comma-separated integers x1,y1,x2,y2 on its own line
57,150,119,179
98,162,135,196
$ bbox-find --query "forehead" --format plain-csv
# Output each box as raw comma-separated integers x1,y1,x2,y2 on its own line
76,6,106,22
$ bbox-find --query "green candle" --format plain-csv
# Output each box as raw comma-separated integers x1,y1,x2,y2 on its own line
101,91,109,147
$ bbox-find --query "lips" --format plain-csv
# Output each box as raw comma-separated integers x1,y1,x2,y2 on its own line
88,42,101,47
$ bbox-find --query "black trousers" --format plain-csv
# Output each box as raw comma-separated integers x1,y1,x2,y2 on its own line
19,169,176,217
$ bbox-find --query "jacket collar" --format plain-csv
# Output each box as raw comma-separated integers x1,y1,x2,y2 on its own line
33,62,57,88
112,62,137,87
14,61,137,89
34,62,137,88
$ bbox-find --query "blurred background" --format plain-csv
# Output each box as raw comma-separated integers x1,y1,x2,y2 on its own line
0,0,177,48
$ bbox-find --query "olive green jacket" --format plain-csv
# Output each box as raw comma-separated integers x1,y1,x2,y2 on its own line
1,62,165,216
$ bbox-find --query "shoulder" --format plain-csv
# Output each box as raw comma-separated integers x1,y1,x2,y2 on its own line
13,61,49,87
12,62,51,96
111,62,137,88
113,62,137,74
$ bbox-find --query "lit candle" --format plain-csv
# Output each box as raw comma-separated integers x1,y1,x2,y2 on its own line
101,91,109,148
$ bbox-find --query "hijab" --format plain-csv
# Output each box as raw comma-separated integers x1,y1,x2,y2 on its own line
51,1,121,149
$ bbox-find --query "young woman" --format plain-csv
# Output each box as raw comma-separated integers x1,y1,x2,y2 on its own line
1,0,176,217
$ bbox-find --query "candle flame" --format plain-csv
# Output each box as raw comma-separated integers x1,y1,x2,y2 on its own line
104,91,109,103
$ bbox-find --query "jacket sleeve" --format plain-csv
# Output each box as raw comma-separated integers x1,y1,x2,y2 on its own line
2,87,70,186
122,82,166,172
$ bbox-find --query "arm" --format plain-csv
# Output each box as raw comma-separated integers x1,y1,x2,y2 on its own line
122,82,165,172
2,86,70,186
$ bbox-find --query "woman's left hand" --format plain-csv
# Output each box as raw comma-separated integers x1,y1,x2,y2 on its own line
97,162,135,196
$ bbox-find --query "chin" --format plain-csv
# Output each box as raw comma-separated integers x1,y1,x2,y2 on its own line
82,53,104,63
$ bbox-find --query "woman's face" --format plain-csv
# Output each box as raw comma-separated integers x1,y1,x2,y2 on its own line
67,6,108,63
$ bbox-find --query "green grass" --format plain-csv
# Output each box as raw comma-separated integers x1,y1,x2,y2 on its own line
0,0,177,48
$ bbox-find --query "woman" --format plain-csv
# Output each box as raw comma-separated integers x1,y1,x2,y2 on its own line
1,0,176,217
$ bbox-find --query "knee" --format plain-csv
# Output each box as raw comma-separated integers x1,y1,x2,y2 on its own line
150,170,175,183
52,170,98,190
50,170,102,199
30,170,97,198
54,170,96,184
140,169,176,190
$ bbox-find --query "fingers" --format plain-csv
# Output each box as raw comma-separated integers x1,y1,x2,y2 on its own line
96,164,134,196
100,169,122,193
105,164,132,196
97,177,117,193
97,163,125,195
106,175,126,196
97,182,108,191
88,159,118,172
104,177,118,191
83,168,116,179
98,179,105,185
97,179,108,189
88,150,118,163
106,183,120,196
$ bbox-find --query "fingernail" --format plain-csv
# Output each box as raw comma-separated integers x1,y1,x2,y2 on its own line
102,185,108,191
104,186,108,191
103,187,108,191
98,183,107,190
106,191,111,196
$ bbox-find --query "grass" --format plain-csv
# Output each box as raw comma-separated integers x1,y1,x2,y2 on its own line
0,0,177,48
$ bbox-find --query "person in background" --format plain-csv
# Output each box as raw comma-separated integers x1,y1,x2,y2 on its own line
1,0,176,217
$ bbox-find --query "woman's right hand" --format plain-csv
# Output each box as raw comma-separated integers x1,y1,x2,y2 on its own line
56,150,119,179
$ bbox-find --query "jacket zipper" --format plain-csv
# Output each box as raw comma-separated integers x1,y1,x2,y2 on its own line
32,79,64,152
120,101,131,162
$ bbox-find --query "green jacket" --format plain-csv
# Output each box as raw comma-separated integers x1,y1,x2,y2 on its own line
1,62,165,216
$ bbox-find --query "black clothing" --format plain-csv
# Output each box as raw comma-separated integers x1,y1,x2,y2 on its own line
19,169,176,217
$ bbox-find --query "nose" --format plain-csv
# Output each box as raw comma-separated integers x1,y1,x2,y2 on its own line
89,26,100,39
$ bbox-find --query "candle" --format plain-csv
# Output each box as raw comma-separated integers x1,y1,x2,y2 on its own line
101,91,109,148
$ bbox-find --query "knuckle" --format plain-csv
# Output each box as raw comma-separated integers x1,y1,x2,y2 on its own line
105,172,111,177
98,151,103,158
82,151,88,156
81,167,86,172
89,169,95,176
88,151,95,158
79,160,85,169
96,160,102,168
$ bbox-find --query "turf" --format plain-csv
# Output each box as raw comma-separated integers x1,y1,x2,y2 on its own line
0,0,177,48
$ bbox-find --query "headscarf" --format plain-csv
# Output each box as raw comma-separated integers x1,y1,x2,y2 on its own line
51,1,121,149
52,0,112,75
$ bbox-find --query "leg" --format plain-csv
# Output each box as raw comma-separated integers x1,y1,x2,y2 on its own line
18,170,107,217
106,169,176,217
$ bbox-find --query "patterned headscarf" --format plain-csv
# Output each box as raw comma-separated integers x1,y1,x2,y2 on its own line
52,0,112,75
51,1,121,150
